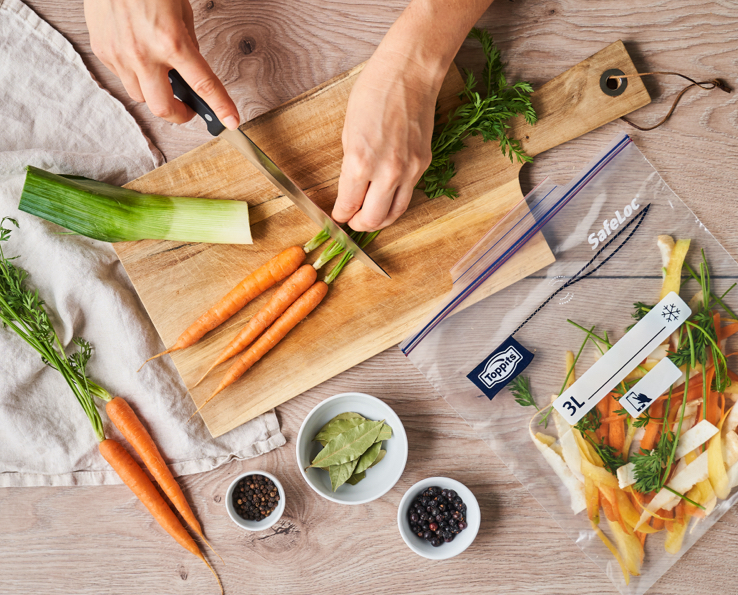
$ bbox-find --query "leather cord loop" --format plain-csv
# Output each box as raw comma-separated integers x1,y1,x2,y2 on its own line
609,71,732,131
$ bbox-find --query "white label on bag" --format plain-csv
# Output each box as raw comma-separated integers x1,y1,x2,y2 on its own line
619,358,683,418
553,292,690,425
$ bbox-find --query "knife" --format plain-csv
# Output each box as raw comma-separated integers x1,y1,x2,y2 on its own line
168,70,390,279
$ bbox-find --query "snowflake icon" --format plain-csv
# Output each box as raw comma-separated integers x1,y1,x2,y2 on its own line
661,303,680,322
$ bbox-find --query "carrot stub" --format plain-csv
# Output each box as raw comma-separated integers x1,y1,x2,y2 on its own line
98,439,221,592
595,397,610,443
608,394,625,456
141,245,306,367
640,401,664,451
194,280,329,416
195,263,317,387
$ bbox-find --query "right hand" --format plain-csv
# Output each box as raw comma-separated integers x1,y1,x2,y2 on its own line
84,0,240,129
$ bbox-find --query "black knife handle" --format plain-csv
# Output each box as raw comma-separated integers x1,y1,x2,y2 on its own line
168,69,225,136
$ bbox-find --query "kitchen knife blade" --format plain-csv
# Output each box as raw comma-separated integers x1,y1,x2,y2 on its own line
168,69,390,279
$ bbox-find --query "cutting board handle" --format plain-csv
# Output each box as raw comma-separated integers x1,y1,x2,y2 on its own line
510,40,650,158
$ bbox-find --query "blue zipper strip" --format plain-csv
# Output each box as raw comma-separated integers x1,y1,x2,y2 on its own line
401,134,633,356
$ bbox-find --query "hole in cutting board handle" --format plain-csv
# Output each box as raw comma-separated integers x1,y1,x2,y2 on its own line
600,68,628,97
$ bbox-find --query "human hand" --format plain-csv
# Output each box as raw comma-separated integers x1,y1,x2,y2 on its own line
332,50,439,231
84,0,240,129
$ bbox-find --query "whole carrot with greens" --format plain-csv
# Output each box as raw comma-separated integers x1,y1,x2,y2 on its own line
141,244,308,368
192,231,380,416
193,231,357,387
0,218,221,592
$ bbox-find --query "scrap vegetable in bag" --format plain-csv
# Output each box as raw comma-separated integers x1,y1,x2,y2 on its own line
402,134,738,595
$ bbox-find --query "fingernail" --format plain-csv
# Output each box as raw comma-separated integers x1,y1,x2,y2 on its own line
223,115,240,130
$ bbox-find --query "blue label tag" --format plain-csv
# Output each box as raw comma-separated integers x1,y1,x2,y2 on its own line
467,336,534,400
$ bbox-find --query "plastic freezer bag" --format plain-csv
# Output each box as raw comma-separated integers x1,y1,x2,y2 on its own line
401,134,738,595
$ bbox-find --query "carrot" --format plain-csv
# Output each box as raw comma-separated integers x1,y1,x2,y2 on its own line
640,401,664,451
662,508,675,532
194,264,317,387
722,322,738,339
675,500,686,525
595,397,610,443
141,245,306,368
104,396,220,559
99,439,221,593
608,394,625,455
600,489,617,523
193,280,329,416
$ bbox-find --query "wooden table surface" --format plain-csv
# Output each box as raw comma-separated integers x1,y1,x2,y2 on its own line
3,1,738,594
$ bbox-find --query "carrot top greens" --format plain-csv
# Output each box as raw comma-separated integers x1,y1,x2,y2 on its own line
418,28,537,200
0,217,110,441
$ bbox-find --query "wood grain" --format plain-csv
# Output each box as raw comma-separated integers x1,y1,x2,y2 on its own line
5,0,738,594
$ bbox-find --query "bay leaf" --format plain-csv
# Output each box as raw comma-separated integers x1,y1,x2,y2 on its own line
369,449,386,468
314,417,364,444
315,411,365,436
329,458,359,491
374,423,392,443
309,419,384,468
346,471,366,485
354,441,382,476
333,412,365,421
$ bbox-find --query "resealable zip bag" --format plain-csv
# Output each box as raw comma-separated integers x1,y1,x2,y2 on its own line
401,134,738,595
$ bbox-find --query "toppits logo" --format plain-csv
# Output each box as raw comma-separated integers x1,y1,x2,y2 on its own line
467,336,534,400
478,346,522,389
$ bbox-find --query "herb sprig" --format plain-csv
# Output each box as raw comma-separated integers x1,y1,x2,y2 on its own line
418,28,537,200
509,375,537,410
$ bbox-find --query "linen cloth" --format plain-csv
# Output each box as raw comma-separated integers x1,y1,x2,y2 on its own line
0,0,285,486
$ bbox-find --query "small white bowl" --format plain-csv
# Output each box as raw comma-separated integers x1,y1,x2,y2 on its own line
296,392,408,505
226,470,285,531
397,477,481,560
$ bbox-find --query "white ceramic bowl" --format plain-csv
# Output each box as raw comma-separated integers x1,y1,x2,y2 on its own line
397,477,481,560
296,392,408,505
226,470,285,531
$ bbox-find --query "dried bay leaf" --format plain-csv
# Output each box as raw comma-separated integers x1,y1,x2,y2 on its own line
333,412,365,421
315,411,364,436
314,417,364,444
346,471,366,485
330,458,359,491
354,441,382,475
375,423,392,443
309,419,384,468
369,449,386,468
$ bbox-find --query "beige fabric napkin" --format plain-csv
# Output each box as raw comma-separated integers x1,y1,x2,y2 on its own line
0,0,285,486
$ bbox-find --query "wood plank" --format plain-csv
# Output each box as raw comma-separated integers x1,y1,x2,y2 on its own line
116,41,648,437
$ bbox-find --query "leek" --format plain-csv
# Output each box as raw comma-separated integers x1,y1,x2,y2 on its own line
19,166,252,244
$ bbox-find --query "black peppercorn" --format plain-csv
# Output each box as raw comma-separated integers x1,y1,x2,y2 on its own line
232,474,280,521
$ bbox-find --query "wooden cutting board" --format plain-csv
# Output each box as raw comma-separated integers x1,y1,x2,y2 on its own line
117,41,649,437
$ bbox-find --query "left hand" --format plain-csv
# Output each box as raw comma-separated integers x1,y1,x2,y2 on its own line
332,49,439,231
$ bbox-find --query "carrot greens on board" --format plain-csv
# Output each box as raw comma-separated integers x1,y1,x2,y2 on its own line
511,234,738,584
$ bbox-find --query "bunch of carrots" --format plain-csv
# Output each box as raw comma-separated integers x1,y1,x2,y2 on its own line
142,229,378,416
525,235,738,585
0,218,221,592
